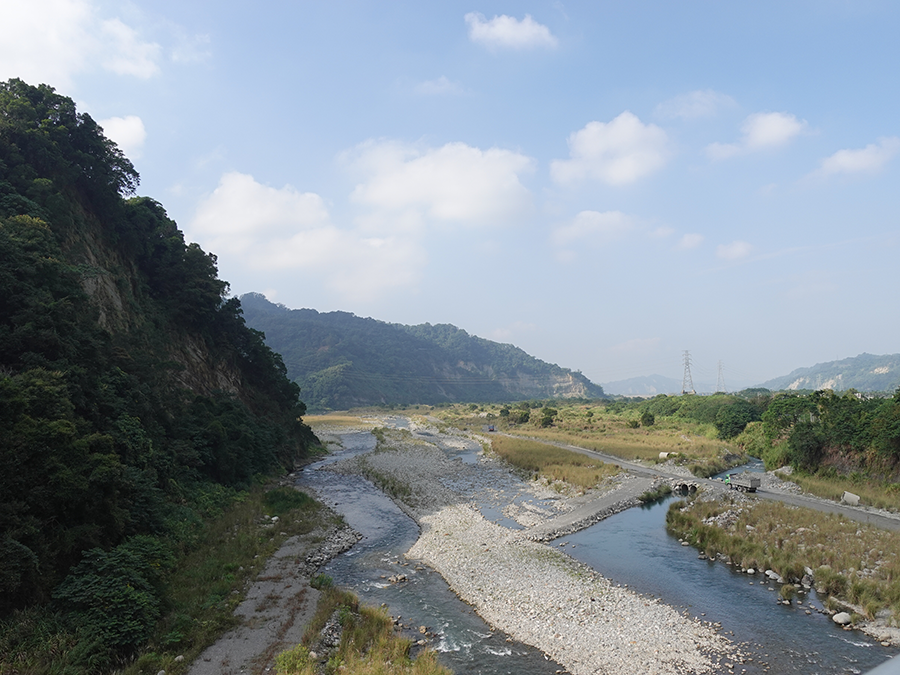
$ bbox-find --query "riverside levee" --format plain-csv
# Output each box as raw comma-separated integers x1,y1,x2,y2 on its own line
299,419,898,675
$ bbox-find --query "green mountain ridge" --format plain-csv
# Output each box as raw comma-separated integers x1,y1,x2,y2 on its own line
758,353,900,393
239,292,605,411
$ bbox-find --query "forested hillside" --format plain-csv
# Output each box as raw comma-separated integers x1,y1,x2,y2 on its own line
618,388,900,480
0,79,315,660
759,353,900,393
240,293,605,411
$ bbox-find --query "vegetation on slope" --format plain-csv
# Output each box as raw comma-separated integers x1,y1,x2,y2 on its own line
0,78,317,669
239,292,605,411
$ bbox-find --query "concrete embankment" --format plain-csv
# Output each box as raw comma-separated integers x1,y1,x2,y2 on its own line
524,476,654,541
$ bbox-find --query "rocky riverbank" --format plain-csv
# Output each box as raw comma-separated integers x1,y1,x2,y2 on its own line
326,423,740,675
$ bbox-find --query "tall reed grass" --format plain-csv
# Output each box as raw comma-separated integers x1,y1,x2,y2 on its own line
489,435,619,490
666,497,900,620
276,588,450,675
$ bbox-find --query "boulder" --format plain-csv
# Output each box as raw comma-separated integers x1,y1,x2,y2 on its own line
833,612,852,625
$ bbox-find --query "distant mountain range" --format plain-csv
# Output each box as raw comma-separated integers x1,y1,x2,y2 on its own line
240,293,606,411
603,353,900,397
757,353,900,393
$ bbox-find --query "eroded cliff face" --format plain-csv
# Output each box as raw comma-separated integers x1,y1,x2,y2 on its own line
491,369,595,398
70,212,243,399
440,361,597,399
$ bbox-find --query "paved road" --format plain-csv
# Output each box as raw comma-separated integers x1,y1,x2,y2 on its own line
500,432,900,533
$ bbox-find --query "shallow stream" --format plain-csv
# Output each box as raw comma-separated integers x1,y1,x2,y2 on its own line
297,428,897,675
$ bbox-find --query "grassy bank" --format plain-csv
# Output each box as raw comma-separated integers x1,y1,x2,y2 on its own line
666,496,900,621
0,484,335,675
436,402,745,478
276,586,450,675
488,435,620,491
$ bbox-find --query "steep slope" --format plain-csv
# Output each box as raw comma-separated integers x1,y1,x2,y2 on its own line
0,79,315,620
240,293,605,410
758,353,900,393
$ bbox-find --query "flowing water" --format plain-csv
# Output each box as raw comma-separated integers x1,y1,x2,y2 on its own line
297,429,897,674
297,431,564,675
565,497,896,674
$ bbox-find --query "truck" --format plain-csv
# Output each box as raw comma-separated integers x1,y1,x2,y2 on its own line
725,472,761,493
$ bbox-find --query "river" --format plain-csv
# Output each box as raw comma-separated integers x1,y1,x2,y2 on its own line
298,426,897,675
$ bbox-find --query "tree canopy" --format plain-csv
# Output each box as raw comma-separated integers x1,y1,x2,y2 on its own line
0,80,316,641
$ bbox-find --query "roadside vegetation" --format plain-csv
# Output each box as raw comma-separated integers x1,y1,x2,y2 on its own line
0,484,333,675
276,584,450,675
785,472,900,512
666,496,900,622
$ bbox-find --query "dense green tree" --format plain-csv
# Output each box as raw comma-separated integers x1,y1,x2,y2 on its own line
0,80,316,625
714,400,755,439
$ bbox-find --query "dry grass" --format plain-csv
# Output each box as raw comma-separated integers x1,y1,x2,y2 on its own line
305,414,381,428
785,473,900,513
438,403,743,477
488,435,620,490
667,497,900,619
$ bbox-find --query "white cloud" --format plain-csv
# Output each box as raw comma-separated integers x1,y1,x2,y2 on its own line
191,172,330,252
813,137,900,177
99,115,146,159
551,112,669,186
716,240,753,260
415,76,465,96
347,140,535,227
465,12,557,49
677,233,704,250
100,18,161,77
552,210,634,247
707,112,807,160
0,0,94,88
171,30,212,64
189,172,424,301
0,0,162,88
655,90,736,120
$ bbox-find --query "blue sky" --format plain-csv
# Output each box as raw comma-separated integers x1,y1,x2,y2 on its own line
3,1,899,388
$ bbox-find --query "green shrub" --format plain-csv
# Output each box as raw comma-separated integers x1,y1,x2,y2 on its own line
264,487,315,515
53,536,174,656
310,574,334,590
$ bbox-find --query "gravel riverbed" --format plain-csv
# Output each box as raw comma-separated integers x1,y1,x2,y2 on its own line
325,424,740,675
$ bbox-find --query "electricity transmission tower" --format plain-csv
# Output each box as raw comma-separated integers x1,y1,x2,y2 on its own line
716,360,727,394
681,350,695,395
